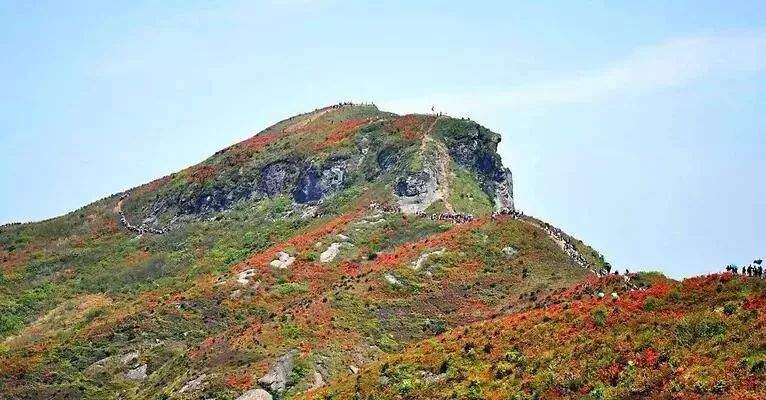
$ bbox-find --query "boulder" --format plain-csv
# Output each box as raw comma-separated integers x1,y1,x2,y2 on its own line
502,246,518,258
236,388,273,400
383,273,402,286
258,349,298,393
125,364,147,380
120,350,139,366
269,252,295,269
311,370,325,389
178,374,207,393
237,269,257,285
320,242,354,263
411,249,446,270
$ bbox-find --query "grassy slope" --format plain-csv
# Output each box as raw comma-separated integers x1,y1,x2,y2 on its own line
0,106,601,399
304,273,766,400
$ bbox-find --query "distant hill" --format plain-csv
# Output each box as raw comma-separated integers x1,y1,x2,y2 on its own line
3,104,759,400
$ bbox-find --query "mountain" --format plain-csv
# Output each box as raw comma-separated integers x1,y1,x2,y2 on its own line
0,104,762,400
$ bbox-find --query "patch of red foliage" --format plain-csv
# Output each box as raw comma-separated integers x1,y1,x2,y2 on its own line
681,272,731,292
743,293,765,311
0,245,35,273
639,347,660,367
341,261,362,276
314,118,369,151
224,372,253,390
390,114,427,140
189,165,217,184
237,128,288,152
600,362,624,384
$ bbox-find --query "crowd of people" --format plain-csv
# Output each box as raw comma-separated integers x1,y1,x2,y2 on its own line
329,102,354,109
491,207,601,276
725,260,764,278
492,207,524,219
539,221,591,271
368,202,398,213
419,211,475,224
328,101,376,110
117,193,166,235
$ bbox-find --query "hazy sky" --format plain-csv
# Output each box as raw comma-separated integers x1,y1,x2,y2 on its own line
1,1,764,278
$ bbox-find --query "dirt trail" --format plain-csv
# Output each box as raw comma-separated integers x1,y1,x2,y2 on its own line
284,107,338,133
420,116,454,213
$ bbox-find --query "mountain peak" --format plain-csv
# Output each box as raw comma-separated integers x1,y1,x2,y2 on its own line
118,104,513,233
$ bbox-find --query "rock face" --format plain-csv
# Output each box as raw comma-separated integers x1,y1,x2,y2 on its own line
439,119,515,211
494,169,514,211
258,349,298,394
259,160,302,196
376,146,400,172
293,158,348,203
119,108,514,232
395,171,439,214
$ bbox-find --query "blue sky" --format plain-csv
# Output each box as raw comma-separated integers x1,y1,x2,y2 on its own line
1,1,764,278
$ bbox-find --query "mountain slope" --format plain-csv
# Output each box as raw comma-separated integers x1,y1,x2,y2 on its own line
303,273,766,400
0,104,605,399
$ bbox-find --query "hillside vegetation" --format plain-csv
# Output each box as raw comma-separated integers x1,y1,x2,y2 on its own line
2,104,755,400
304,273,766,400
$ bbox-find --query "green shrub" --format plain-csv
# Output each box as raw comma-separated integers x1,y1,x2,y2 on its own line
643,297,662,311
271,282,308,297
591,307,609,327
504,350,525,366
398,378,415,393
675,315,726,346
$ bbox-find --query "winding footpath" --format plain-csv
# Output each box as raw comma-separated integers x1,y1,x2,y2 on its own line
115,193,166,235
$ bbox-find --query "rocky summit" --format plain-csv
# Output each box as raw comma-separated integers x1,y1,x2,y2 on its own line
1,104,763,399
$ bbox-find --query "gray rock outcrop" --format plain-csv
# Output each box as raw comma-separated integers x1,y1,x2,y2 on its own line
125,364,147,380
293,158,349,203
258,349,298,394
259,160,302,196
395,171,439,214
